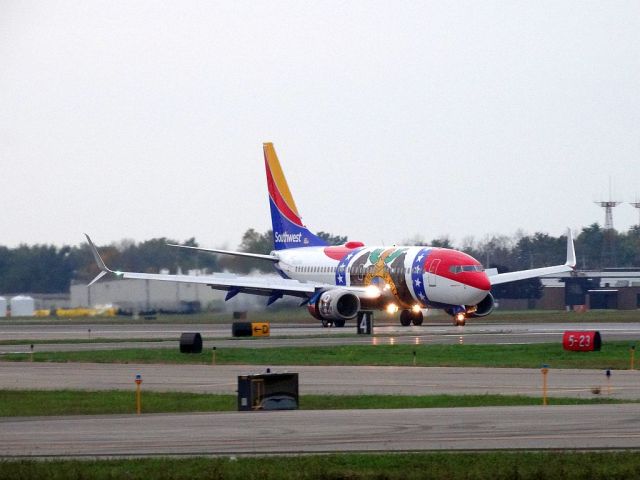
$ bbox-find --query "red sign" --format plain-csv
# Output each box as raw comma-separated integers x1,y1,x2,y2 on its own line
562,331,601,352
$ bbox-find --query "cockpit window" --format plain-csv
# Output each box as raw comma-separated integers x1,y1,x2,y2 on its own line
449,265,484,274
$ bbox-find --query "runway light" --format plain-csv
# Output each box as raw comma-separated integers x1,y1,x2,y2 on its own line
414,337,421,345
386,303,399,314
372,337,379,346
412,304,421,313
389,337,396,345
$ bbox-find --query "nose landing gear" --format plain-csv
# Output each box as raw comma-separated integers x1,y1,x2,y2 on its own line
454,312,466,326
446,306,467,326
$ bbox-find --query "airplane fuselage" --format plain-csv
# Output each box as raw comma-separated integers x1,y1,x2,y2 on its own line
273,243,491,312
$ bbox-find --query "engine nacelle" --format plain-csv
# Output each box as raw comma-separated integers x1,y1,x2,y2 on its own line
307,289,360,321
467,292,495,318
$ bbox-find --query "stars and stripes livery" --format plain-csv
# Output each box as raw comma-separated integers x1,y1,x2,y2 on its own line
86,143,576,327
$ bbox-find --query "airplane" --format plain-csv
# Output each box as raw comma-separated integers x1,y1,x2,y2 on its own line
86,142,576,327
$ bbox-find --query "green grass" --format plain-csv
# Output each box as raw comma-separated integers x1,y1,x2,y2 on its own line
3,341,638,370
3,452,640,479
0,390,626,417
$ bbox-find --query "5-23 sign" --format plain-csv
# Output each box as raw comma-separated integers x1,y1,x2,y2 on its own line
562,331,601,351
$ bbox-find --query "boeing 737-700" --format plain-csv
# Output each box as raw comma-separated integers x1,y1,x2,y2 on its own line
86,143,576,327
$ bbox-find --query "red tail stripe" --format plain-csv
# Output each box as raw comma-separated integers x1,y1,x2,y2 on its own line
265,158,303,227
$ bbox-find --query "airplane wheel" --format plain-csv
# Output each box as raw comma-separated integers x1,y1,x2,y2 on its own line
411,311,423,326
400,310,412,327
333,319,345,328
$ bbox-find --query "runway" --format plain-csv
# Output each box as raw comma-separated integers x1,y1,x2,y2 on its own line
2,319,640,457
1,321,640,354
1,404,639,457
2,362,639,399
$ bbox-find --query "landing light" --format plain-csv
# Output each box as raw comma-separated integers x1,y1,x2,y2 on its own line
364,285,381,298
456,313,465,322
411,304,421,313
386,303,399,314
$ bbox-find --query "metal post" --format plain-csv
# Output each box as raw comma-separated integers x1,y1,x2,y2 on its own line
30,344,34,363
135,374,142,414
412,350,416,366
631,345,635,371
541,365,549,406
212,346,217,366
606,369,611,395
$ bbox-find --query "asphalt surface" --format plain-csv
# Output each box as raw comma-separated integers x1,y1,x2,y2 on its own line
1,362,638,399
2,404,639,456
2,319,640,457
1,321,640,353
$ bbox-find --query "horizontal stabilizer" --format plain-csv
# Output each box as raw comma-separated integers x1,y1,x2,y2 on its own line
166,244,278,261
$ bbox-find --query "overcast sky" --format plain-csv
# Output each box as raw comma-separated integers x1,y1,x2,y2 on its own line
1,1,639,249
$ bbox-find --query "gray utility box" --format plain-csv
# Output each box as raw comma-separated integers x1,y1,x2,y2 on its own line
237,372,299,411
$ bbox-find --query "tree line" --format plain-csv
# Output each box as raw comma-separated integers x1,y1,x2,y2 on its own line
0,224,638,295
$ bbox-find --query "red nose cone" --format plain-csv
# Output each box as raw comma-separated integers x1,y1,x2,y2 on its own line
465,272,491,292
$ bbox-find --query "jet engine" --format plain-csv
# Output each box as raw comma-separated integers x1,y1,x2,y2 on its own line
307,289,360,324
467,292,495,318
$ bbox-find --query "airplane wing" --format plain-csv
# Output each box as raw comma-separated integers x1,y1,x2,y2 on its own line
85,234,379,303
488,228,576,286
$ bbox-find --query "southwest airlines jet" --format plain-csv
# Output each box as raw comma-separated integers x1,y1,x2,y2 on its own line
86,143,576,327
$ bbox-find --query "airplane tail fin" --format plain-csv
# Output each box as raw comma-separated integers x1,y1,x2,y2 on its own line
263,143,328,250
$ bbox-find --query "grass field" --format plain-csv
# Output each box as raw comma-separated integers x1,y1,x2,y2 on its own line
0,390,626,417
2,451,640,479
3,341,638,369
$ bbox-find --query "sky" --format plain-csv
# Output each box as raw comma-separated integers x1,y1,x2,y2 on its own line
1,1,639,250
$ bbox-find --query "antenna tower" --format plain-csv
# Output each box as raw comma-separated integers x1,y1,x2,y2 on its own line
595,201,621,230
595,178,620,267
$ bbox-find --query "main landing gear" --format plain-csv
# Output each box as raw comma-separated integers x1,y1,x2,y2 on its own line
399,309,423,326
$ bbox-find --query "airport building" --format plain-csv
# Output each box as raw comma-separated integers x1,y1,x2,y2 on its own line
69,272,299,313
499,270,640,311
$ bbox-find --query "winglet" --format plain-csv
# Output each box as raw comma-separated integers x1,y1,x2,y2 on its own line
565,228,576,268
84,234,114,286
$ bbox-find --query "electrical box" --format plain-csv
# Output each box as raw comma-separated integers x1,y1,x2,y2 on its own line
237,372,299,411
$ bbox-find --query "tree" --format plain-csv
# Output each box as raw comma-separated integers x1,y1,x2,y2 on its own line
575,223,604,269
317,231,347,245
512,232,566,271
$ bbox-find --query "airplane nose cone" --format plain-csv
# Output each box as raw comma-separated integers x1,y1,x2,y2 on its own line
466,273,491,292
